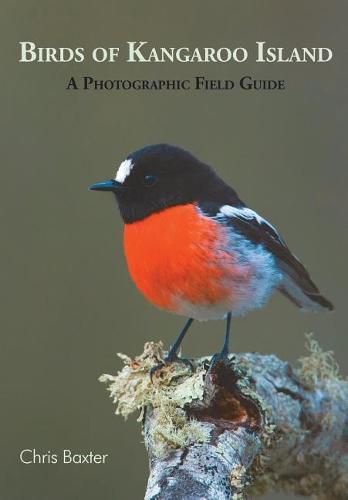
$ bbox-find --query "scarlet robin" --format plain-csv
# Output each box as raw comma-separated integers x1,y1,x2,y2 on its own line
90,144,333,371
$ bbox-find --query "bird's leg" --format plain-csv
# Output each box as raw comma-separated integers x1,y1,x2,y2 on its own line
150,318,194,380
166,317,194,362
209,312,232,368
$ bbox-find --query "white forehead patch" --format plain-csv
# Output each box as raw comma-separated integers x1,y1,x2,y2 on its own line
115,159,134,184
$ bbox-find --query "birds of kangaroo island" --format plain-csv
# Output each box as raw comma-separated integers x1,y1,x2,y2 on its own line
90,144,333,375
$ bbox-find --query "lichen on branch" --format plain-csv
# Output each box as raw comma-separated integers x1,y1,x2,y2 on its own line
99,342,210,457
100,336,348,499
297,332,341,388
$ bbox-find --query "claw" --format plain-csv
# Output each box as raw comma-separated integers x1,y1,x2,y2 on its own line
150,355,194,383
179,357,195,372
208,351,229,371
166,354,194,373
150,362,166,383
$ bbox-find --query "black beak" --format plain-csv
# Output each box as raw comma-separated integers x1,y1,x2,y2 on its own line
89,179,123,192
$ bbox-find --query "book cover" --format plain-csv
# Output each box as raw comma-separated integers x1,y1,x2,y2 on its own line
3,1,346,499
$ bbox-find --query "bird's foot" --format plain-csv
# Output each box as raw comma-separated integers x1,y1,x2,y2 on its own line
149,361,166,382
208,350,230,371
150,354,194,382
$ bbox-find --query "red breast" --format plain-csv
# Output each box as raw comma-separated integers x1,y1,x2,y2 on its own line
123,203,251,313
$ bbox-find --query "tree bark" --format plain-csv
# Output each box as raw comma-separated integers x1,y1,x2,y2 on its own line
99,340,348,499
143,353,348,500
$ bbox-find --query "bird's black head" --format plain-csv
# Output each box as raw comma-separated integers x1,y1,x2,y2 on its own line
89,144,240,223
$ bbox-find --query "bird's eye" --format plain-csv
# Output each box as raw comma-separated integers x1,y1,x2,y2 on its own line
143,175,158,187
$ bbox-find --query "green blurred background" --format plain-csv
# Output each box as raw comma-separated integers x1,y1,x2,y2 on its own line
2,1,347,499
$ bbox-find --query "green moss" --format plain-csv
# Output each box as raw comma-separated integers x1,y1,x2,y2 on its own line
297,333,341,389
99,342,210,456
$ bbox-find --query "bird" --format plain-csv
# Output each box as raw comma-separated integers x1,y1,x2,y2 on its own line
89,144,333,373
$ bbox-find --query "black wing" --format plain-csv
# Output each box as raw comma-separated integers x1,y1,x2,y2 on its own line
198,201,333,311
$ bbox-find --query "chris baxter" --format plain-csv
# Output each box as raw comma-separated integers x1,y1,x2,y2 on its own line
19,448,109,464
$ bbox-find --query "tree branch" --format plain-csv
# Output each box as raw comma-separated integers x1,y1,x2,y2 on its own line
100,337,348,499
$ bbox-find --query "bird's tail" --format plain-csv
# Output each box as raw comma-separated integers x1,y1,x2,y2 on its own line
278,273,334,312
